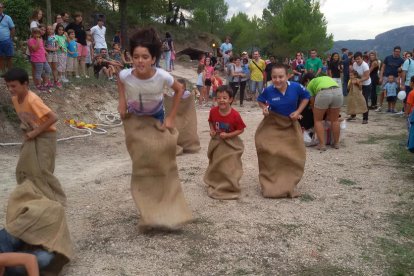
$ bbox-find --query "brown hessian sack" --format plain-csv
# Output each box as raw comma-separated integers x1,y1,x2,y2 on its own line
164,94,201,155
347,84,368,115
203,136,244,200
123,114,193,231
255,111,306,198
7,132,73,274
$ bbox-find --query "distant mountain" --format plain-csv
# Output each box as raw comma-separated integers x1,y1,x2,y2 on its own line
331,25,414,59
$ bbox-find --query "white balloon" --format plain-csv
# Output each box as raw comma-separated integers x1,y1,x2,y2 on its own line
397,90,406,100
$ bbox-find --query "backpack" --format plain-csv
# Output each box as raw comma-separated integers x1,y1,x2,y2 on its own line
162,40,170,52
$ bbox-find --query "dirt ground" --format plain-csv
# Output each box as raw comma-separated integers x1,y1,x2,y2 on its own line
0,64,411,275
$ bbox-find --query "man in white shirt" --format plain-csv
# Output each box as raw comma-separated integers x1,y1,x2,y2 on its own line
90,17,107,54
349,51,371,124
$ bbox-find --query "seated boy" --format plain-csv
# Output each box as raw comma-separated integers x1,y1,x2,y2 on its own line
93,54,116,80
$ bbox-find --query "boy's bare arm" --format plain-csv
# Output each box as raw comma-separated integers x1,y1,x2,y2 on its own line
220,129,243,139
0,253,39,276
26,111,58,140
209,122,216,137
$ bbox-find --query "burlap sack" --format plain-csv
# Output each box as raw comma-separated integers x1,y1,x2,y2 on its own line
6,179,73,274
255,112,306,198
203,136,244,200
164,94,201,155
347,84,368,115
123,115,193,230
15,131,67,206
6,132,72,274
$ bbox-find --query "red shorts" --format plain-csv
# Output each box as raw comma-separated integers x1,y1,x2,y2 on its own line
77,44,89,57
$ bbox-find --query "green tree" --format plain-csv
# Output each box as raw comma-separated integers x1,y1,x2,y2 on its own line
262,0,288,22
4,0,33,40
262,0,333,57
190,0,228,34
222,13,261,54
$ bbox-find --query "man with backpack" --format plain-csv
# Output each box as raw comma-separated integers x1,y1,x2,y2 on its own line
248,50,266,102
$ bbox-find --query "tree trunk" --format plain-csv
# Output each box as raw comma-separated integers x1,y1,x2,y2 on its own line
46,0,52,25
119,0,128,49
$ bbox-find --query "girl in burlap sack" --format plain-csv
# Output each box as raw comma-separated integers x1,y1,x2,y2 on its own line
347,71,368,116
117,27,192,231
204,85,246,199
255,64,310,198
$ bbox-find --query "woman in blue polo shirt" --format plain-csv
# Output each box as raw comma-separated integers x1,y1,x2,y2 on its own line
255,63,310,199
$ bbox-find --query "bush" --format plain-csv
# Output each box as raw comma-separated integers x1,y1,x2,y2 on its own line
4,0,33,41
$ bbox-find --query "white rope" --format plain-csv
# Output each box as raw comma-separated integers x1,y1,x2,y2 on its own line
0,111,122,147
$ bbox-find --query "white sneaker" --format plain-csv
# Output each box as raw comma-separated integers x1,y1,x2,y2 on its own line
375,106,382,112
75,75,80,79
85,75,90,79
61,78,69,83
396,111,404,115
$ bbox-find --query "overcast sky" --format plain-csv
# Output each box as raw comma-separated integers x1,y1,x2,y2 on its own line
225,0,414,41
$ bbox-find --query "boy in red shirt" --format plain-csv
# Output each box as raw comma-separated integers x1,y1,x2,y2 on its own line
204,85,246,199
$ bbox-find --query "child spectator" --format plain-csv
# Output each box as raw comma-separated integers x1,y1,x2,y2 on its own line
93,54,114,80
211,68,223,106
102,48,122,74
28,28,52,91
66,29,79,78
121,49,133,68
202,57,214,106
45,25,61,88
196,64,204,104
383,75,399,113
113,30,121,46
117,27,192,231
54,23,68,83
85,32,93,78
405,76,414,117
204,85,246,200
111,42,122,63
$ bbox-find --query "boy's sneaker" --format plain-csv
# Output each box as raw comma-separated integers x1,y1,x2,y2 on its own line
375,106,382,112
46,82,54,88
108,77,113,81
75,75,80,79
396,111,404,115
85,75,90,79
61,77,69,83
386,109,391,113
54,81,62,88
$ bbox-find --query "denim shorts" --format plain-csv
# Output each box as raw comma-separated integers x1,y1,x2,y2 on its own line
0,38,14,57
314,87,343,109
250,80,264,94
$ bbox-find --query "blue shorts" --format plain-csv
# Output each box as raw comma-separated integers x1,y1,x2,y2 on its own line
0,38,14,57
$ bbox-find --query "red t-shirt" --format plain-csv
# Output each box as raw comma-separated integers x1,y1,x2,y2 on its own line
208,107,246,133
407,89,414,114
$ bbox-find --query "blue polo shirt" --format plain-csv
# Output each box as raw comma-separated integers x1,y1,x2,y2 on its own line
0,14,15,42
257,81,311,117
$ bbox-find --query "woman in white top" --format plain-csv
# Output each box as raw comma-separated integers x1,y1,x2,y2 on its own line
229,56,247,107
29,8,43,30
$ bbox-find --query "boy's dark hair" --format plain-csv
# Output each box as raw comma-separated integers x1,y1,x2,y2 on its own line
301,73,315,85
97,17,104,22
177,78,186,89
129,27,162,61
216,85,233,98
410,76,414,83
67,29,75,35
73,12,82,18
271,63,289,74
2,68,29,84
354,51,363,59
394,46,401,51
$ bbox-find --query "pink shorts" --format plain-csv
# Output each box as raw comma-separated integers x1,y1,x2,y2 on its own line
77,44,89,57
